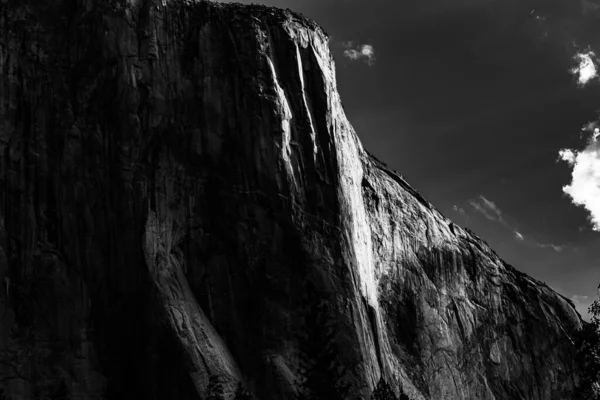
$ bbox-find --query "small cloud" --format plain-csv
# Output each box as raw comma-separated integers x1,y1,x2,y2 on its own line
453,205,466,215
452,205,470,226
571,295,588,302
559,148,577,164
529,9,547,22
469,195,507,225
529,9,550,40
570,51,598,86
522,236,566,252
583,0,600,15
583,121,597,131
469,195,568,250
514,231,525,241
582,121,600,140
479,196,504,220
538,243,565,252
558,131,600,232
342,41,376,66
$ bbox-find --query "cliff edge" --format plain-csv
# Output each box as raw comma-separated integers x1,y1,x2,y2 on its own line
0,0,582,399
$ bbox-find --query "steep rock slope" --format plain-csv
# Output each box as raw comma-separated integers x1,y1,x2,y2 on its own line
0,0,582,399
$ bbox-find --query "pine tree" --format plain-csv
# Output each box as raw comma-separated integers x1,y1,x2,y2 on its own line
398,387,410,400
574,298,600,400
206,375,225,400
296,281,351,400
371,377,397,400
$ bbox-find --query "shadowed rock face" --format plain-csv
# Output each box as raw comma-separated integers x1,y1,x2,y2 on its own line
0,0,582,399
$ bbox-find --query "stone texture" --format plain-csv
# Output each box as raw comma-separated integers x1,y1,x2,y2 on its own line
0,0,582,399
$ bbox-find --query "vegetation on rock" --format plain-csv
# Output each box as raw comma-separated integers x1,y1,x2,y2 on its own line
370,376,410,400
574,296,600,400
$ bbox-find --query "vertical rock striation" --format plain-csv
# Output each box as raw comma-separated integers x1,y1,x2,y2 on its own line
0,0,582,399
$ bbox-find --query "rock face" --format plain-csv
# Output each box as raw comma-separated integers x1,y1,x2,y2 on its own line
0,0,582,399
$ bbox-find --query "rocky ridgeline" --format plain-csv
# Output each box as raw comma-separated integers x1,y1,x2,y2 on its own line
0,0,581,399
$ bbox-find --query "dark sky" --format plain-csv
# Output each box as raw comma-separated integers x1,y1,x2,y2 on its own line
216,0,600,317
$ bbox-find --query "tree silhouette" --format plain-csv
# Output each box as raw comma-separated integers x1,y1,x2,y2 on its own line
371,376,397,400
370,376,411,400
399,386,410,400
295,281,351,400
574,298,600,400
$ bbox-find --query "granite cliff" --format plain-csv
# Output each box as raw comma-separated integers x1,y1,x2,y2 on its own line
0,0,583,399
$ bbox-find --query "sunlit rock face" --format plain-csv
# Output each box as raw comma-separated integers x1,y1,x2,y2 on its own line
0,0,581,399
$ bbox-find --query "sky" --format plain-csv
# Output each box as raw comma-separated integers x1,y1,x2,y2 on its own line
215,0,600,319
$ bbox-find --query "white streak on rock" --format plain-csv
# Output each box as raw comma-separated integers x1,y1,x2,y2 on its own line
266,57,298,195
295,43,318,162
308,36,378,308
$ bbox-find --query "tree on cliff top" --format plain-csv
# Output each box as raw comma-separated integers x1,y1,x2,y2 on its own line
574,298,600,399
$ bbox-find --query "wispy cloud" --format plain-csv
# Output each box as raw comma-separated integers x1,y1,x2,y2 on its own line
583,0,600,15
571,51,598,86
582,120,600,134
521,236,565,252
558,127,600,232
539,243,565,252
468,195,566,251
514,231,524,241
469,195,508,226
342,41,376,66
453,205,466,215
452,204,470,225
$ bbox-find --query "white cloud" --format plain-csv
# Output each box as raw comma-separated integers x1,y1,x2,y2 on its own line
514,231,524,241
559,148,577,164
469,195,507,225
583,0,600,15
583,121,598,132
468,195,567,251
512,230,563,250
582,122,600,142
453,205,466,215
558,132,600,231
342,42,376,66
539,243,564,252
571,51,598,86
